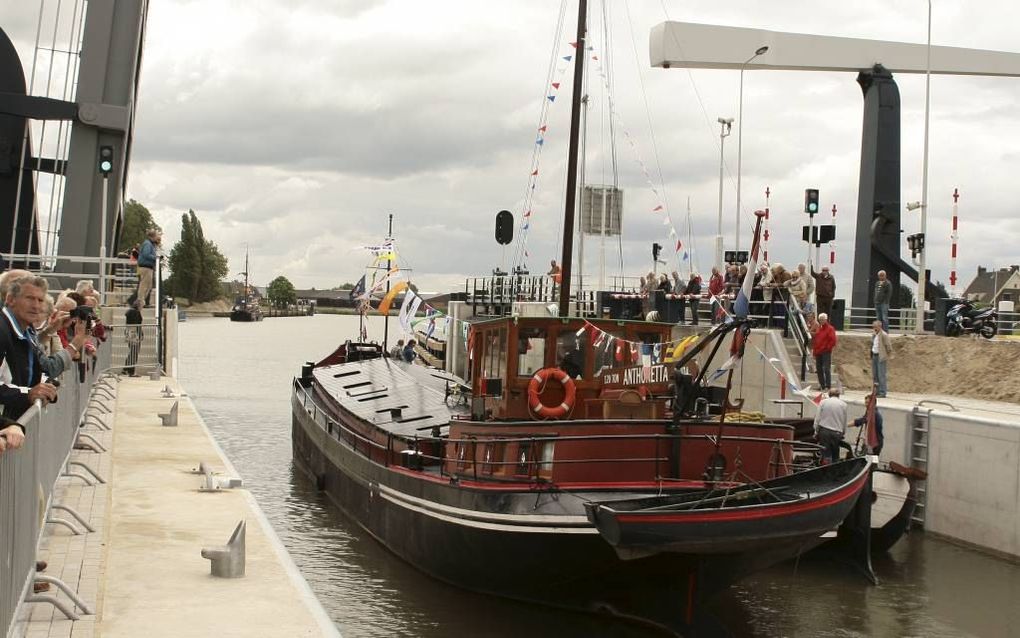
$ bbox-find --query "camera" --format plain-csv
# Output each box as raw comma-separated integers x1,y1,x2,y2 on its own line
69,305,96,330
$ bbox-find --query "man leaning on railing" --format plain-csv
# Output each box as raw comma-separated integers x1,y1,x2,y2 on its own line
0,275,87,424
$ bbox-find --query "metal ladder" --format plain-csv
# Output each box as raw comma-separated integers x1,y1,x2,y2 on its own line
909,408,933,527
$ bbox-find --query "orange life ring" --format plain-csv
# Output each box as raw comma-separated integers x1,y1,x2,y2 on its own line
528,367,576,419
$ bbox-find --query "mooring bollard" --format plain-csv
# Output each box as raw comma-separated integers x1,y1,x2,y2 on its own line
158,401,179,427
201,520,246,578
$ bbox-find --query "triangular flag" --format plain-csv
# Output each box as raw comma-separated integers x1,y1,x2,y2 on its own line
523,210,532,217
675,240,682,252
652,205,663,211
547,95,556,102
536,138,544,146
551,82,560,89
538,125,547,132
683,251,689,261
569,42,578,48
562,55,572,62
531,169,538,176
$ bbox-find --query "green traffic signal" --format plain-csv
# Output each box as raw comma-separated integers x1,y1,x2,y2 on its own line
804,188,820,215
98,145,114,176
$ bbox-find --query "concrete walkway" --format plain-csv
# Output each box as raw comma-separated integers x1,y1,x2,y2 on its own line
24,376,339,638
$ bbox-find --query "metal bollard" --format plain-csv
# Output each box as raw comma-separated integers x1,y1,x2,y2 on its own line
158,401,179,427
200,520,246,578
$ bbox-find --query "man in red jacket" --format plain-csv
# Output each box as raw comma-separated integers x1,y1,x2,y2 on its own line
812,312,837,390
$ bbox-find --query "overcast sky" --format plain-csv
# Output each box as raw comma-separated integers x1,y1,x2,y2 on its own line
8,0,1020,298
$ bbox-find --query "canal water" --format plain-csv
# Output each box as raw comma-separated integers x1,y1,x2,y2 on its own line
179,315,1020,638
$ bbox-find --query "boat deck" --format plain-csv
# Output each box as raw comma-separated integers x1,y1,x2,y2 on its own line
312,358,469,437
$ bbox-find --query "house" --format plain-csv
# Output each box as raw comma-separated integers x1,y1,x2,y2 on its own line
962,265,1020,307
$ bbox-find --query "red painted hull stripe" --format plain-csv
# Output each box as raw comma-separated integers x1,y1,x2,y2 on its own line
613,469,869,524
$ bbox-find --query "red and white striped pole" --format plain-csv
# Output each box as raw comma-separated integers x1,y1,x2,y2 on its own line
829,204,837,265
950,188,960,297
763,187,771,262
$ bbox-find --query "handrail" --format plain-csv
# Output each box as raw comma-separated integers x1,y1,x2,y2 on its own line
786,294,810,381
1,343,112,635
296,380,801,484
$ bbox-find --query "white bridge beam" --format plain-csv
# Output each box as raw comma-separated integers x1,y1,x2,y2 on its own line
650,21,1020,77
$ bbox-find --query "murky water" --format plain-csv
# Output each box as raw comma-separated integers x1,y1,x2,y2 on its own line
179,315,1020,638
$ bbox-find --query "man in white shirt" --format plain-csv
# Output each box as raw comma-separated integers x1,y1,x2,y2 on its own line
813,387,848,464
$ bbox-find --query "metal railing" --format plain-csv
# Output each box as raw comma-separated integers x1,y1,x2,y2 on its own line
1,343,112,635
295,380,813,485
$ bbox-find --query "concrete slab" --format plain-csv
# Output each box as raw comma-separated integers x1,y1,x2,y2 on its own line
95,377,339,637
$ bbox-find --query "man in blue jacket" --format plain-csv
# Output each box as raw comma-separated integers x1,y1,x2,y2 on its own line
136,228,161,307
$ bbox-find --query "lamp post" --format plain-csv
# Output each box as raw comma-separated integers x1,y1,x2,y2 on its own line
716,117,733,270
916,0,932,333
735,45,769,253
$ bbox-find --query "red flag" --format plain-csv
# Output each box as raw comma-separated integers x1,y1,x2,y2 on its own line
551,82,560,89
523,210,531,217
569,41,578,48
531,169,538,176
538,125,547,132
812,393,824,405
866,390,880,450
652,205,663,211
675,240,682,252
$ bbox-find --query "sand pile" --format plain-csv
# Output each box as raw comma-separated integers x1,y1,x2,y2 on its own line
834,334,1020,404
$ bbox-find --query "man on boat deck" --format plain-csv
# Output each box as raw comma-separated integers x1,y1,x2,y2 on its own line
389,339,404,359
814,388,848,464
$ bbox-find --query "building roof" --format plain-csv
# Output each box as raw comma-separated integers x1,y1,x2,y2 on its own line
962,265,1020,301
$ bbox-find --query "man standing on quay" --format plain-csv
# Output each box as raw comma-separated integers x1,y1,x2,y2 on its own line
873,270,892,331
812,313,837,391
811,264,835,318
871,320,893,397
136,228,161,307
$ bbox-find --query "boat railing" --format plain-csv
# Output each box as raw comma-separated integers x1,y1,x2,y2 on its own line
295,380,820,484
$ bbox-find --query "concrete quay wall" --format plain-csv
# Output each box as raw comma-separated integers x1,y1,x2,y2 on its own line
843,394,1020,560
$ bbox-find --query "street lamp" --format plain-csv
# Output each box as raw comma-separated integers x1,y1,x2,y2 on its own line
735,45,769,253
716,117,733,270
915,1,932,333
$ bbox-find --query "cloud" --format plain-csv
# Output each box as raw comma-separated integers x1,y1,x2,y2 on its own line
7,0,1020,297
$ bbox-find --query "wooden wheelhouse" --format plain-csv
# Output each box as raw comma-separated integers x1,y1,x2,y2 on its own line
444,316,797,486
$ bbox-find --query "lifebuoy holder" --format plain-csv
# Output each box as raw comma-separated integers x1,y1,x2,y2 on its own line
528,367,576,419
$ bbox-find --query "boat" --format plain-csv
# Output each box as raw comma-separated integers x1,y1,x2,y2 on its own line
290,4,875,631
230,247,263,322
584,457,870,558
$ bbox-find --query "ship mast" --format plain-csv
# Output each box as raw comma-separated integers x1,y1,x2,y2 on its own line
557,0,588,317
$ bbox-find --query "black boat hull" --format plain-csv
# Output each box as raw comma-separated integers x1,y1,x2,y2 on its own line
290,388,851,633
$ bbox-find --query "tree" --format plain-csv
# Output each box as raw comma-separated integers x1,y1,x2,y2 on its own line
118,199,161,253
267,276,297,308
165,210,229,302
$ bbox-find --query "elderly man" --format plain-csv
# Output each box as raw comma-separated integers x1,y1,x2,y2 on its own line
812,313,837,390
136,228,161,307
814,387,848,464
0,276,62,419
797,263,815,312
810,264,835,318
873,270,893,331
871,320,893,397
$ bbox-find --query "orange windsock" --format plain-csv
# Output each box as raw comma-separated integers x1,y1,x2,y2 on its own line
378,281,408,316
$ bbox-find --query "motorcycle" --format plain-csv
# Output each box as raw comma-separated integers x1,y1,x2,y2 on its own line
945,298,998,339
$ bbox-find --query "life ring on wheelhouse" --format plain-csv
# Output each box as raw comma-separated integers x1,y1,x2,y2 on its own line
528,367,576,419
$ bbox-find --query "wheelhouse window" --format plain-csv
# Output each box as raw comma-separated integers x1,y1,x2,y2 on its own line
517,327,546,377
555,332,586,379
483,326,508,380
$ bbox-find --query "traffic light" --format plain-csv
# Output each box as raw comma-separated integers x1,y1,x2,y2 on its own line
907,233,925,257
98,145,114,176
804,188,819,215
652,242,662,262
494,210,513,245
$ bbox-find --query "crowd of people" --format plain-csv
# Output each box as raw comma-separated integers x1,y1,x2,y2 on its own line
620,260,895,398
0,272,110,456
